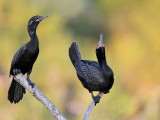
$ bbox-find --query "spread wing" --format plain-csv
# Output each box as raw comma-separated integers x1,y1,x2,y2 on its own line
75,60,104,84
10,44,27,76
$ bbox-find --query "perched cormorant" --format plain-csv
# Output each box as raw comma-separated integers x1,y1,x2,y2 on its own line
69,34,114,105
8,15,49,103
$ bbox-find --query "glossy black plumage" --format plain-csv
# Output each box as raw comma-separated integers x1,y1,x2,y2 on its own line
8,15,49,103
69,34,114,104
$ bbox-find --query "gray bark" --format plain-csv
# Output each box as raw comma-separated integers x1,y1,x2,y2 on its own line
14,74,66,120
83,92,104,120
13,74,104,120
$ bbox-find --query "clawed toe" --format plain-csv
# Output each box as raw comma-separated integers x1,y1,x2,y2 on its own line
13,69,21,76
30,82,35,88
93,95,101,106
27,78,35,88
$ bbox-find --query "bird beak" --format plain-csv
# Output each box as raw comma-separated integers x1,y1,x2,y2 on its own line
97,34,104,49
36,15,50,22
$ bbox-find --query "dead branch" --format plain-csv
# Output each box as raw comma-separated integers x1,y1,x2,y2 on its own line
83,92,104,120
14,74,66,120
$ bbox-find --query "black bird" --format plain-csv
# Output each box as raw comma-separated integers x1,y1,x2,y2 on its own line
69,34,114,105
8,15,49,103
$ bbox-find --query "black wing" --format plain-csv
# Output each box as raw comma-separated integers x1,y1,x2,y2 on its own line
69,42,104,84
10,44,28,76
69,42,81,66
75,60,104,84
81,60,100,69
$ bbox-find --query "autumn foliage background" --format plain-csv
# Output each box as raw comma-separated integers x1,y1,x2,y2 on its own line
0,0,159,120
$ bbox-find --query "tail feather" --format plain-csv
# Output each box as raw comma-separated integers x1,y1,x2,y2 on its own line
8,79,26,103
69,42,81,65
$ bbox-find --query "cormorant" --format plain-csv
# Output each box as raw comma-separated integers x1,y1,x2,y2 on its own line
8,15,49,103
69,34,114,105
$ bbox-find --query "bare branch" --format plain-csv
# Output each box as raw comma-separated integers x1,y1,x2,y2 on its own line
83,92,104,120
14,74,66,120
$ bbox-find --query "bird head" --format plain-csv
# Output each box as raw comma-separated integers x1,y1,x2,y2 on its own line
27,15,49,36
96,34,105,49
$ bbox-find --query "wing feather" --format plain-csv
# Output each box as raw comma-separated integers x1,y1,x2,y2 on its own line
10,44,27,76
75,60,104,84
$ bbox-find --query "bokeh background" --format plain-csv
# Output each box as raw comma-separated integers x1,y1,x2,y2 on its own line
0,0,160,120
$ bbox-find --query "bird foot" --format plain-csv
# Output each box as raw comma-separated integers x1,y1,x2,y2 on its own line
93,95,101,106
27,78,35,88
30,82,35,88
13,69,21,76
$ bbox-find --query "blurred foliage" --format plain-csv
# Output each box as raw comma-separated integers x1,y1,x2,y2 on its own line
0,0,160,120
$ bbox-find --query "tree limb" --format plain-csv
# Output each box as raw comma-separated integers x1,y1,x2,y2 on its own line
83,92,104,120
13,74,66,120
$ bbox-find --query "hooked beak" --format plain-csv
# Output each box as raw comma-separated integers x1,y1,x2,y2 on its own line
97,34,104,49
36,15,50,22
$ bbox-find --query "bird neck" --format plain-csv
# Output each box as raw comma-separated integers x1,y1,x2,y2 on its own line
28,23,39,47
96,47,112,76
99,58,114,78
30,34,39,47
98,57,107,68
29,30,37,37
28,23,38,37
96,47,107,66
